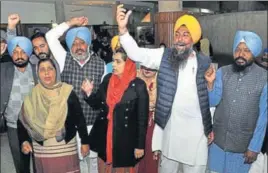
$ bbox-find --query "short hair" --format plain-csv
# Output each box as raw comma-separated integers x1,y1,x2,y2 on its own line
30,32,46,42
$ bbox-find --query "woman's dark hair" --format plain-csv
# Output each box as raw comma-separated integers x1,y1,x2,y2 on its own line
38,58,57,71
114,47,127,61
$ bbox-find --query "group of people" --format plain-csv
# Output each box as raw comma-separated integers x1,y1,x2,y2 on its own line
0,4,267,173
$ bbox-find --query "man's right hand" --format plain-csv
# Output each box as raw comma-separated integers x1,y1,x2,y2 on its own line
205,65,216,90
116,4,132,35
21,141,32,155
8,14,20,30
67,16,88,27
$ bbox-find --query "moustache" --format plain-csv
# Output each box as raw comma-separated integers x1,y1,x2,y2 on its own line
75,49,85,54
174,42,186,47
234,56,247,64
15,58,26,62
38,52,50,59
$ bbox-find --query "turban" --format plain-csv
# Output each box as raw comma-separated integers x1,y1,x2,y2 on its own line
233,30,262,57
174,14,202,44
264,48,268,54
8,36,33,57
111,35,120,52
65,27,91,50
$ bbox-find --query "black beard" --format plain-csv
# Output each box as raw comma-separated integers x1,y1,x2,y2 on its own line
233,56,253,72
37,52,51,60
168,47,192,71
12,57,29,68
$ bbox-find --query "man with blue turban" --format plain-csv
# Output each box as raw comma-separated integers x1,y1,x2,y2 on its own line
45,16,105,173
205,30,267,173
1,36,38,173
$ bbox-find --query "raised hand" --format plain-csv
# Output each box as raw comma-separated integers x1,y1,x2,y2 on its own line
67,16,88,27
116,4,132,35
81,79,94,96
8,14,20,30
205,64,216,89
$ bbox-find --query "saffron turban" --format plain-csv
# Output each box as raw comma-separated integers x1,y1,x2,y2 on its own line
174,14,202,44
8,36,33,57
233,30,262,57
65,27,91,50
111,35,120,52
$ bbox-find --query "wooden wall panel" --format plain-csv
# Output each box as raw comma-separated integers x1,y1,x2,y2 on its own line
154,11,187,47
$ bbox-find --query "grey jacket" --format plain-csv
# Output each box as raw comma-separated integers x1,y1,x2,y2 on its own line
0,62,38,116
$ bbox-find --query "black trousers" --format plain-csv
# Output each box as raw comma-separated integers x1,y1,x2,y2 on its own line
7,127,33,173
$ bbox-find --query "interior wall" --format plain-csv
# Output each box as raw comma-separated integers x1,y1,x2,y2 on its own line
1,1,56,23
198,11,267,66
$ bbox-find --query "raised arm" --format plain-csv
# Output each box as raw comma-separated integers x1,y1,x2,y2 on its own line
45,23,68,72
117,5,163,70
6,14,20,41
205,66,223,107
45,17,88,72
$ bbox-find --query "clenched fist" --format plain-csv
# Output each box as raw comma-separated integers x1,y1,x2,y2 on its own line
8,14,20,30
205,65,216,90
67,16,88,27
81,79,94,96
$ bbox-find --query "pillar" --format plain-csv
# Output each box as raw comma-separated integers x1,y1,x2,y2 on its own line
155,1,186,47
55,0,65,23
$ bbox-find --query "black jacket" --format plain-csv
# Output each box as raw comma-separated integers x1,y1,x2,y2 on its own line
86,74,149,167
18,91,89,146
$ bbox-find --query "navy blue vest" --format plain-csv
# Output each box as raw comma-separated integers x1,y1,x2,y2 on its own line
155,49,212,136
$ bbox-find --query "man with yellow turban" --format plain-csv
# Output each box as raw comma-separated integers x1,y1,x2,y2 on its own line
116,5,213,173
205,30,267,173
45,17,106,173
1,36,38,173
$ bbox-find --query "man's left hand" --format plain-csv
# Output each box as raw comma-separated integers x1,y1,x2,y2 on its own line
244,150,258,164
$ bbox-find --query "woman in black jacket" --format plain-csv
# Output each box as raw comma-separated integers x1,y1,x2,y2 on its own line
18,58,89,173
82,48,149,173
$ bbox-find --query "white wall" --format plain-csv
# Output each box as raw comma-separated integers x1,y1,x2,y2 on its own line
1,1,56,23
64,4,114,25
198,11,267,55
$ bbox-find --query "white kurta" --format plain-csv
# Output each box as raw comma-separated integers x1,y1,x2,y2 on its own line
156,56,208,166
119,32,208,166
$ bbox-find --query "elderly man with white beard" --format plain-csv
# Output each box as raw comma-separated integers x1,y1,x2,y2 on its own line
116,4,213,173
46,16,106,173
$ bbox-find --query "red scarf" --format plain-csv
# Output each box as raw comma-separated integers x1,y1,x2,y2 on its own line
106,59,137,163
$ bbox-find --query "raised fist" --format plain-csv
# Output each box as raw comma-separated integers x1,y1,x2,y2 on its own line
8,14,20,29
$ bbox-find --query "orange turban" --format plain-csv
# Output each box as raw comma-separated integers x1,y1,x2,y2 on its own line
174,14,202,44
111,35,120,52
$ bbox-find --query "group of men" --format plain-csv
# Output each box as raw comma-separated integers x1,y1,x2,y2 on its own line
0,4,267,173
